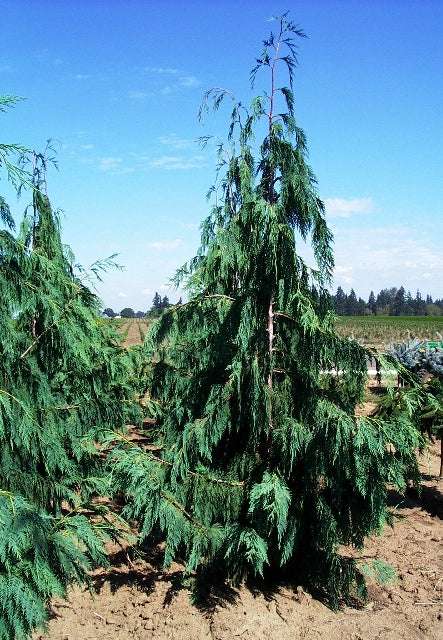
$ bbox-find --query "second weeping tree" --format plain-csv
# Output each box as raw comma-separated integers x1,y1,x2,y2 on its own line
0,121,141,639
111,14,421,606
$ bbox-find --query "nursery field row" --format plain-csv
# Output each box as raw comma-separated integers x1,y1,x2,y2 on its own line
116,316,443,351
335,315,443,349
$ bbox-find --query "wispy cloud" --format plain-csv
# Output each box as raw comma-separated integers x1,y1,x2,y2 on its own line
0,64,15,73
97,157,135,175
73,74,92,81
147,239,183,250
128,90,153,101
325,197,373,218
158,134,196,150
147,155,206,170
178,75,200,88
334,265,354,286
143,66,180,75
143,66,201,93
332,224,443,296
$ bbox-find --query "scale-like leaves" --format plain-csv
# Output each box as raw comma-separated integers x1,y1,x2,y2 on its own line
109,15,422,607
1,106,140,639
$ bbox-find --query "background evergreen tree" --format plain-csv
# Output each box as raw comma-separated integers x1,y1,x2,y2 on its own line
333,286,347,315
391,286,406,316
149,291,163,317
345,288,356,315
368,291,376,315
0,106,140,639
148,292,172,318
413,290,427,316
376,288,392,315
110,15,421,607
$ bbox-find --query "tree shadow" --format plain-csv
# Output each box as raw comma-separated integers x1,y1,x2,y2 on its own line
387,483,443,519
91,545,164,596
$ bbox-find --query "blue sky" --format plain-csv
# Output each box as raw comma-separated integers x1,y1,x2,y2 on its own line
1,0,442,311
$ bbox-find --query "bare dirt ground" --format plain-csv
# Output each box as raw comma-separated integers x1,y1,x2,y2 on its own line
34,441,442,640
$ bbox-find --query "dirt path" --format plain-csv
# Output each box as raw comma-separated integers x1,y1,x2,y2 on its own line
34,442,442,640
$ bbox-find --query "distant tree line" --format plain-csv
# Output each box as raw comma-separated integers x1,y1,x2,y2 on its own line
103,287,442,318
102,292,183,319
333,286,443,316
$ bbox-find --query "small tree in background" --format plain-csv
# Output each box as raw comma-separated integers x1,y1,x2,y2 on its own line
148,292,172,317
0,108,140,639
149,291,162,317
120,307,135,318
110,15,422,606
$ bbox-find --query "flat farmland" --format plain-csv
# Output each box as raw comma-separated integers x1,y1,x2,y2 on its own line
116,316,443,351
335,316,443,349
114,316,443,350
113,318,154,347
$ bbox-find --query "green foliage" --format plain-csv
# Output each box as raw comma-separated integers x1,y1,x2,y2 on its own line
0,492,114,640
0,102,141,638
0,96,31,193
360,558,398,586
110,15,422,608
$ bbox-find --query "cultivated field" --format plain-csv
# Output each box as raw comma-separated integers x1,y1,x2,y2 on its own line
113,318,153,346
335,316,443,350
116,316,443,351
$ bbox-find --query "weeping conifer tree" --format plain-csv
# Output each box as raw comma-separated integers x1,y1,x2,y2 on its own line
110,15,421,606
0,105,140,639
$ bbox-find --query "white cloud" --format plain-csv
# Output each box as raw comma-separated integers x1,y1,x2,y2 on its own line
325,197,373,218
147,239,183,250
80,144,93,150
97,157,135,175
178,75,200,88
117,292,128,298
128,90,152,101
74,74,91,80
158,134,196,149
143,66,201,94
334,265,354,286
143,66,179,75
148,155,206,170
332,224,443,297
